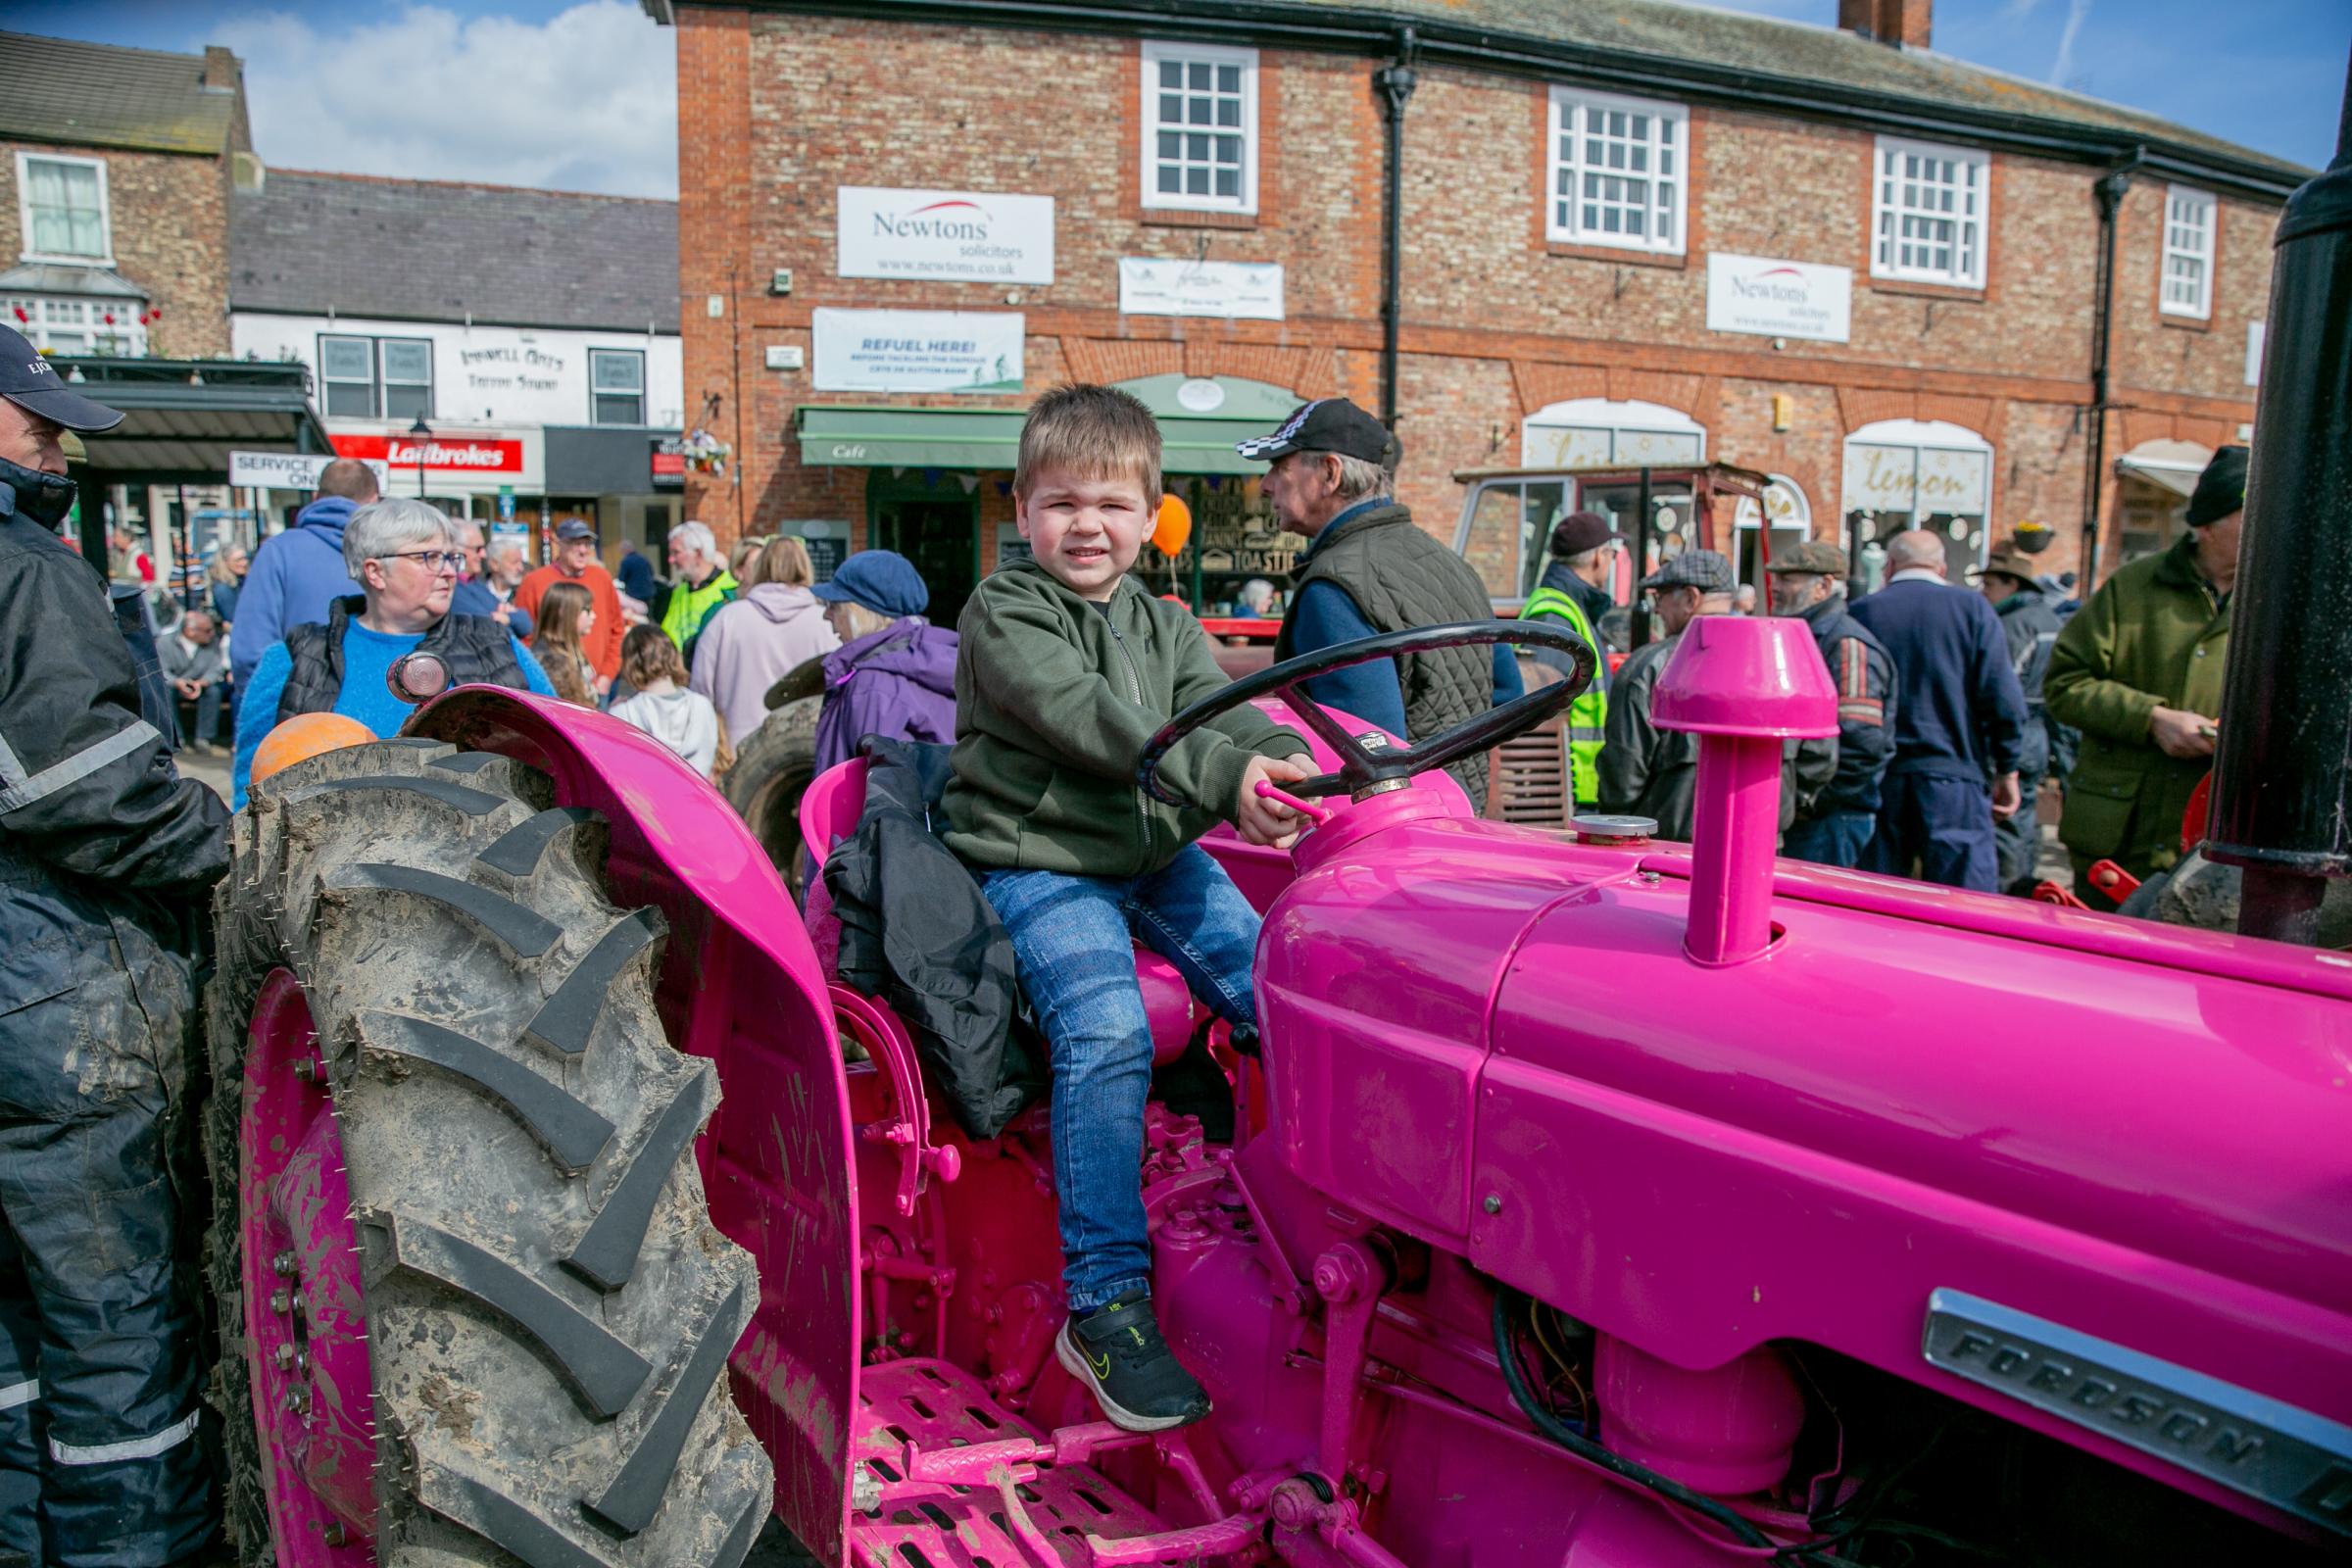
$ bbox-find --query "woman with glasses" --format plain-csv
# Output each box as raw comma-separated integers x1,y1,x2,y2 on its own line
229,497,557,807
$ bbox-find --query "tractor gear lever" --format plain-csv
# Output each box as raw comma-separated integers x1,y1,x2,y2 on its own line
1138,620,1595,807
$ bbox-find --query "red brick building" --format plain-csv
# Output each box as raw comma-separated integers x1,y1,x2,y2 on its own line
652,0,2305,620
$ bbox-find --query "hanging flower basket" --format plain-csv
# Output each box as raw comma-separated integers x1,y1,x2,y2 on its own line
681,427,732,476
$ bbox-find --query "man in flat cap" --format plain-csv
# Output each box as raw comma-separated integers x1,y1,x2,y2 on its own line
1978,542,2072,893
2044,444,2243,907
1597,549,1739,842
1767,541,1894,868
1242,399,1521,808
0,323,227,1565
1518,510,1617,807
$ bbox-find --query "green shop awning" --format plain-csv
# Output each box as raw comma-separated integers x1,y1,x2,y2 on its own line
796,375,1303,478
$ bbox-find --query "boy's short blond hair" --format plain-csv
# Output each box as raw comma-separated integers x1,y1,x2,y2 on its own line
1014,383,1161,504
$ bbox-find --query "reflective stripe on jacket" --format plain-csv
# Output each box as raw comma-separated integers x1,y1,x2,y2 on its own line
1519,583,1608,806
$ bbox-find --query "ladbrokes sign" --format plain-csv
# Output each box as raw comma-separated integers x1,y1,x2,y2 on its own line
837,187,1055,285
332,433,524,472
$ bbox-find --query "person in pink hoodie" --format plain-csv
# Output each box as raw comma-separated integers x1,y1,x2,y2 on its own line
689,535,839,744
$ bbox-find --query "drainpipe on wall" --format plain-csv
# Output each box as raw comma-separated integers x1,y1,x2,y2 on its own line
1375,30,1418,430
2082,147,2148,587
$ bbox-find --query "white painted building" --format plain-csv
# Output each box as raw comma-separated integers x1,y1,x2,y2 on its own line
230,170,686,554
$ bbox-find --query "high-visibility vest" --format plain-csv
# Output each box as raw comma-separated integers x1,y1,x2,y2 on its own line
1519,584,1608,806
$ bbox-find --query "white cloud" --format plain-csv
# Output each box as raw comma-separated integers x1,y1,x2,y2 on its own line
219,1,676,197
2048,0,2092,86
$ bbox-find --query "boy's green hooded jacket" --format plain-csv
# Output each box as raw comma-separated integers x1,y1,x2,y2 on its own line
944,559,1306,877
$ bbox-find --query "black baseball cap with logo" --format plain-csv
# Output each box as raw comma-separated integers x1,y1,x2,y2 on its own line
0,323,124,432
1236,398,1394,466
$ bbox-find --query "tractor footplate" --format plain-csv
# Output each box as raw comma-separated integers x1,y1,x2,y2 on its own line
854,1359,1189,1567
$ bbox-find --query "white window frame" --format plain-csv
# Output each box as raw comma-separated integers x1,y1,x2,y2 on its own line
318,332,379,417
16,151,113,265
377,336,434,421
589,347,648,426
2160,184,2216,320
5,295,144,357
1869,135,1989,289
1544,86,1690,257
1140,40,1259,216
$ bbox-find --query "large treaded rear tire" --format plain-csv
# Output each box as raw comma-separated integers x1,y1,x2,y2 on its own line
205,738,772,1567
721,700,819,895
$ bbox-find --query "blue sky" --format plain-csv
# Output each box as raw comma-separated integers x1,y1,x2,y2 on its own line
1,0,2342,196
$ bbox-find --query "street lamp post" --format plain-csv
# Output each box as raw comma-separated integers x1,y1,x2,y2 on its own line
408,416,432,500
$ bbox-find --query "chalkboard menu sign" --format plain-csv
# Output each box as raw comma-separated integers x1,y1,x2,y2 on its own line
791,520,851,583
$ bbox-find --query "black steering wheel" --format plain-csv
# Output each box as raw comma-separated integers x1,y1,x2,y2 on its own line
1136,620,1596,806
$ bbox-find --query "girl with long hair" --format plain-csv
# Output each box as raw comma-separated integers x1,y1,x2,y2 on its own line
532,579,598,707
609,624,731,780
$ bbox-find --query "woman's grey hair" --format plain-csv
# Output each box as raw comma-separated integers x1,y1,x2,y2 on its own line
1331,452,1393,505
343,497,455,576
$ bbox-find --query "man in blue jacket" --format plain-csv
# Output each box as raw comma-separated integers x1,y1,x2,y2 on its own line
228,458,377,686
1848,529,2030,891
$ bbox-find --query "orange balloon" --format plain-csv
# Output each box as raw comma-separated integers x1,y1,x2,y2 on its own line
1152,493,1193,559
250,711,376,790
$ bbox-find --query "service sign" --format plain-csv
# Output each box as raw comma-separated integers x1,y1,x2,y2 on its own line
331,433,526,473
1117,258,1285,320
837,187,1054,285
811,310,1025,395
227,450,392,491
1706,253,1852,344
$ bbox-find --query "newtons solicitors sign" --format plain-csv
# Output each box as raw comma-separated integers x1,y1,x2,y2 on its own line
837,187,1054,285
1705,253,1852,344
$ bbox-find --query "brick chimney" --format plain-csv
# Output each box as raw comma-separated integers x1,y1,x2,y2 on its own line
202,45,241,91
1838,0,1932,48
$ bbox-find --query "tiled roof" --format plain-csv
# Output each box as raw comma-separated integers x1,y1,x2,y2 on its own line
1273,0,2308,183
231,171,680,332
0,31,240,155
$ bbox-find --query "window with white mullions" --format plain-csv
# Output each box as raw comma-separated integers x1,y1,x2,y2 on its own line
590,348,647,425
1871,136,1988,288
2161,185,2215,319
318,333,434,419
1546,88,1687,255
1142,41,1257,214
319,333,377,417
18,153,111,261
379,338,432,420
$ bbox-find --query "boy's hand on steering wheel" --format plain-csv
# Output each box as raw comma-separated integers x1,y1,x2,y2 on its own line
1237,754,1312,848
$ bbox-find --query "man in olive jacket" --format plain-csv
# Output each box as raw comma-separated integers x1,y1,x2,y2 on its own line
2044,446,2243,907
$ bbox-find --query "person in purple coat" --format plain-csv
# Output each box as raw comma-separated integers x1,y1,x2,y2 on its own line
808,550,958,775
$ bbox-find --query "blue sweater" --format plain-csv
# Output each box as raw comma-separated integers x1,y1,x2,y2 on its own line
231,497,365,686
1846,575,2029,784
1288,580,1523,738
232,619,555,808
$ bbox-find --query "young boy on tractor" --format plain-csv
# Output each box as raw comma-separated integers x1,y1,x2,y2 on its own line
941,382,1314,1431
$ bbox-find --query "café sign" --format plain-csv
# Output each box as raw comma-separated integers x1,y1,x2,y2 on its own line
1706,253,1852,344
838,186,1054,285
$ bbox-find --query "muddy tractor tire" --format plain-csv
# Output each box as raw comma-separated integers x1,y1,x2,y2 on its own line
722,698,819,893
205,737,771,1567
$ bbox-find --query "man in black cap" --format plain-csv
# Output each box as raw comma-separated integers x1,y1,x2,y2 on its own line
1241,398,1520,808
0,323,228,1565
1517,511,1617,806
2044,444,2243,907
1766,541,1895,868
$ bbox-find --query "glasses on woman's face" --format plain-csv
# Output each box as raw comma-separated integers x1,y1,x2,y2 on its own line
384,549,466,573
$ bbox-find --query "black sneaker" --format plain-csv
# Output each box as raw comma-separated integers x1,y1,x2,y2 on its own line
1055,1291,1210,1431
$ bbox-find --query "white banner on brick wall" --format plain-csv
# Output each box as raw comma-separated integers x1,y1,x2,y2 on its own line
1117,258,1284,320
810,310,1026,394
1705,253,1852,343
226,451,392,491
837,187,1054,284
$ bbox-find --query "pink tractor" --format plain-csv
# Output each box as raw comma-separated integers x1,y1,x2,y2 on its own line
207,599,2351,1568
204,151,2352,1566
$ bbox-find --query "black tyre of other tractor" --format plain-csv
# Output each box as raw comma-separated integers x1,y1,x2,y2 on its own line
204,737,772,1567
722,699,819,898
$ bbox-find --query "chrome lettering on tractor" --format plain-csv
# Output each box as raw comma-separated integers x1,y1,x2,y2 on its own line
1923,1289,2352,1538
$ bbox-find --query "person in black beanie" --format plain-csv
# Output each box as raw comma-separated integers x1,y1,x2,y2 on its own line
2043,444,2244,908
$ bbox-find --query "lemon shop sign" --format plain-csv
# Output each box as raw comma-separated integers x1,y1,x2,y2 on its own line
810,310,1026,394
837,187,1054,285
1705,253,1852,344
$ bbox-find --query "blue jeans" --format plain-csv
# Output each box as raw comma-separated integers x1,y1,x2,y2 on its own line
979,845,1260,1313
1863,770,1997,891
1783,808,1877,868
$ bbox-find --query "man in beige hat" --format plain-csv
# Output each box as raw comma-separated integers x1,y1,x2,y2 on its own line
1978,542,2069,892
